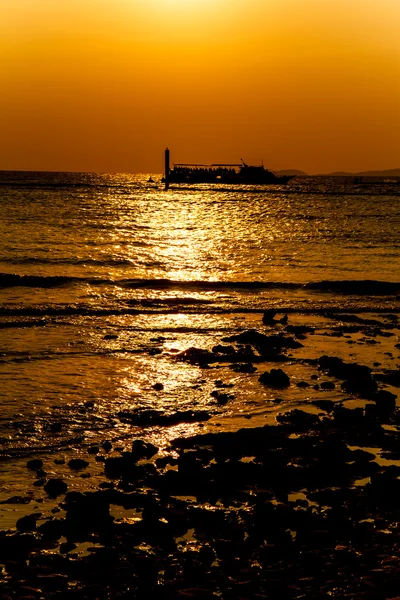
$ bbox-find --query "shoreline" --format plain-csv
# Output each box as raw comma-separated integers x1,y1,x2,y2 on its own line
0,309,399,597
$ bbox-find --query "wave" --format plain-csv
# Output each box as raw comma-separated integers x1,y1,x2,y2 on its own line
1,273,399,296
1,273,399,295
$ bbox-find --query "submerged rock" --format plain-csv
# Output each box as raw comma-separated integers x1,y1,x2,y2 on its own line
26,459,43,471
118,409,211,427
222,329,302,352
152,382,164,391
319,355,378,395
259,368,290,388
262,309,277,324
68,458,89,471
16,514,38,533
44,478,68,498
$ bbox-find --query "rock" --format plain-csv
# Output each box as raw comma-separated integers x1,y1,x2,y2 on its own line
312,400,336,412
131,439,158,461
321,381,335,390
262,310,277,324
176,347,215,364
152,382,164,390
319,355,377,395
259,368,290,388
44,478,68,497
277,410,319,429
370,390,397,413
118,409,211,427
60,541,77,554
212,344,236,355
0,495,32,505
26,459,43,471
211,391,233,405
68,458,89,470
49,422,62,433
16,514,38,532
296,381,310,388
63,491,114,540
375,369,400,387
102,440,113,452
37,518,65,540
222,329,302,351
33,478,46,487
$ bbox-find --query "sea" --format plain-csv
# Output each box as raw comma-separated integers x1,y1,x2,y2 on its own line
0,170,399,524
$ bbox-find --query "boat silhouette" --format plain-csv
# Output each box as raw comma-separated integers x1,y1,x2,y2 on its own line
163,148,293,188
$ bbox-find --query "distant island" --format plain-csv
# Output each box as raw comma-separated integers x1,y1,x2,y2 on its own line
277,168,400,177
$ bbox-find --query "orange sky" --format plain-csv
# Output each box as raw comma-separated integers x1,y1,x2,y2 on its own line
1,0,399,174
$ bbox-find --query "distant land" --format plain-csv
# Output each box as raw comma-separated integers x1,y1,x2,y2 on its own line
277,168,400,177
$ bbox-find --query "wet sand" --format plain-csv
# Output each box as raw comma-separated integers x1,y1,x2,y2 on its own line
0,310,399,598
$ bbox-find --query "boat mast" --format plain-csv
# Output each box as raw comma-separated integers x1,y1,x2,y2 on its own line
164,147,170,190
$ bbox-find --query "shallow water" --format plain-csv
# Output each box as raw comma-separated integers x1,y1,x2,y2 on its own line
0,171,399,526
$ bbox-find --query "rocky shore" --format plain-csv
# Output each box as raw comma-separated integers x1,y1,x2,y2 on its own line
0,311,399,599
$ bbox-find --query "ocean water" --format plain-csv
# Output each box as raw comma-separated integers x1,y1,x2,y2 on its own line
0,171,399,515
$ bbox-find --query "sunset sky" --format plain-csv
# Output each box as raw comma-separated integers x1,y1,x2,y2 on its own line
1,0,399,174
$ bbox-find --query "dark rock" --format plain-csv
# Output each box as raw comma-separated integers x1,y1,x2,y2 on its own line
222,329,302,351
16,514,38,533
277,410,319,429
63,491,114,540
211,391,233,405
312,399,336,412
152,382,164,391
44,478,68,498
68,458,89,470
321,381,335,390
262,310,277,324
319,355,377,395
26,459,43,471
37,518,65,540
49,422,62,433
60,541,77,554
332,406,365,426
33,478,46,487
375,369,400,387
88,445,100,454
118,409,211,427
102,440,113,452
176,347,215,364
370,390,397,413
259,368,290,388
0,495,32,505
212,344,236,355
131,439,158,461
296,381,310,388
